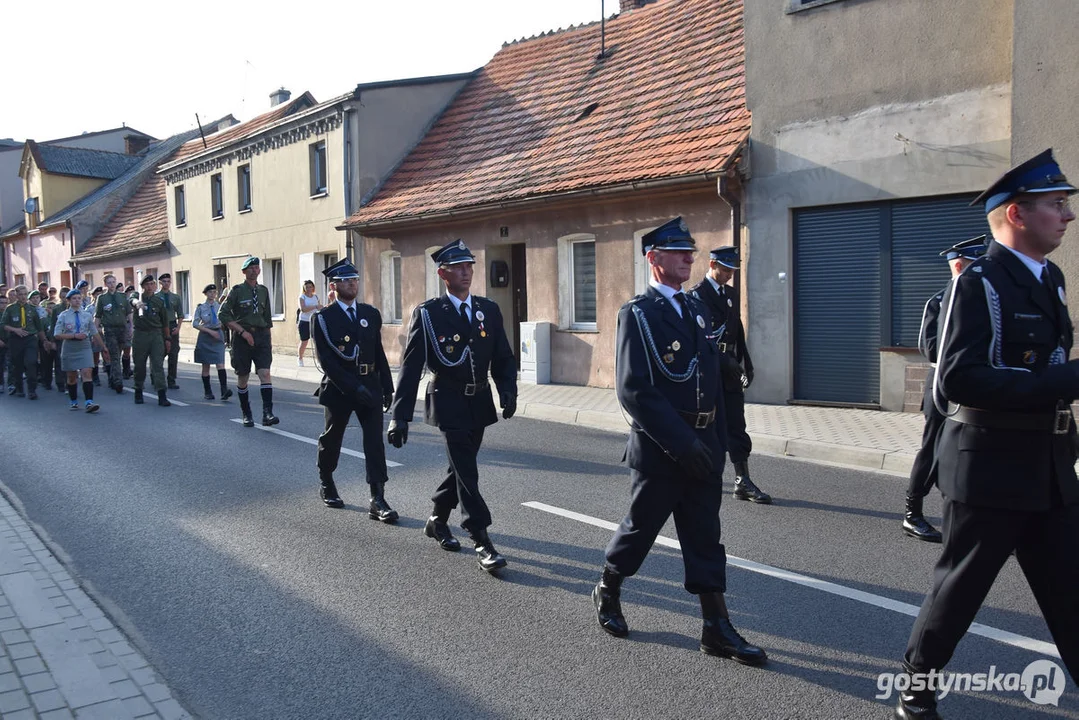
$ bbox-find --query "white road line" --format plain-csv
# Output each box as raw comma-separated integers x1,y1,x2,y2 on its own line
122,387,189,407
228,419,403,466
522,500,1061,660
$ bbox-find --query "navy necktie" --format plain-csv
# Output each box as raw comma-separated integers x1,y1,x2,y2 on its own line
460,303,470,324
348,306,356,324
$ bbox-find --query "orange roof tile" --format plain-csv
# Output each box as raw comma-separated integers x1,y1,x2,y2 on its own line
76,173,170,261
345,0,748,227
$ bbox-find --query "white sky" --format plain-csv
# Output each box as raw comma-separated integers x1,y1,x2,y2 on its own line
2,0,609,143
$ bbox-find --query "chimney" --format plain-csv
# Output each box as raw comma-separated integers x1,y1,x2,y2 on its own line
619,0,656,11
124,134,151,155
269,87,292,107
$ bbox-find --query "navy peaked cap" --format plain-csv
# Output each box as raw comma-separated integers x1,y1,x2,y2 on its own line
709,246,740,269
940,235,988,261
973,149,1077,213
431,239,476,265
641,217,695,256
323,258,360,280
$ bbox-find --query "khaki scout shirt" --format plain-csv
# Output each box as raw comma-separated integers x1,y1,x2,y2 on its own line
218,282,272,331
96,290,131,328
1,302,45,336
132,293,169,333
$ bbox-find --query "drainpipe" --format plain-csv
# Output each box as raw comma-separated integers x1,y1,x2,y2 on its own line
718,174,742,298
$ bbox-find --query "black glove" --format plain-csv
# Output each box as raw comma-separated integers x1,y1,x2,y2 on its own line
383,392,393,413
680,439,714,482
387,420,408,448
353,385,376,408
500,391,517,420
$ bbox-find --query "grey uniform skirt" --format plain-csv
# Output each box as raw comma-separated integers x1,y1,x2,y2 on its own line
60,338,94,371
194,329,226,365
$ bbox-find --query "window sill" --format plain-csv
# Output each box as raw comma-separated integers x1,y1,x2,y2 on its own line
238,208,252,214
271,314,285,322
559,325,599,334
212,214,224,221
310,191,329,200
175,223,187,229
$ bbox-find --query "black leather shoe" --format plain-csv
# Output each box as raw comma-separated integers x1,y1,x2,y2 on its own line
424,517,461,551
157,391,171,407
168,381,180,390
27,392,37,400
242,415,255,428
262,411,280,426
593,567,629,637
134,390,144,404
320,480,344,509
221,388,233,400
204,392,215,400
902,495,942,543
701,617,768,666
895,690,941,719
368,484,398,523
474,541,507,573
113,383,124,394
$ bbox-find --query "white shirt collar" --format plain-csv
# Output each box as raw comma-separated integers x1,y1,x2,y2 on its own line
649,280,686,317
337,299,357,314
1001,243,1048,282
705,275,725,293
446,293,473,312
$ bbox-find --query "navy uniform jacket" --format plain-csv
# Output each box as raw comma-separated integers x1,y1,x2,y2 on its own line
917,287,945,412
937,240,1079,511
617,286,726,474
689,279,753,391
313,302,393,412
390,295,516,431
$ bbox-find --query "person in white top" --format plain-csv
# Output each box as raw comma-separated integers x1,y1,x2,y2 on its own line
296,280,323,366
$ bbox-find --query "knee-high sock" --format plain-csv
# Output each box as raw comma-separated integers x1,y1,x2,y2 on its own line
218,368,229,392
260,383,273,411
83,381,94,401
238,387,251,416
67,383,78,401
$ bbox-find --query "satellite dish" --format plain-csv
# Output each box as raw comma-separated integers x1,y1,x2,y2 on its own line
23,197,37,214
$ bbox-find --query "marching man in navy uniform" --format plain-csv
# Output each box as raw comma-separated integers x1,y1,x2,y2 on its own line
896,150,1079,719
387,239,517,574
690,246,771,504
901,236,986,543
313,259,397,522
593,217,767,666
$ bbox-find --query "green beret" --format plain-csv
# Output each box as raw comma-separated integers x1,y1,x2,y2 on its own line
241,256,260,270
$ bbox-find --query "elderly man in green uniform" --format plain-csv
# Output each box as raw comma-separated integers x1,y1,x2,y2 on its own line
157,273,184,390
96,274,131,393
219,256,279,427
1,285,47,399
131,275,172,406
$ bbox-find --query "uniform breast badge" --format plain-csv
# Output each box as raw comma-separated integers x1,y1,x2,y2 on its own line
696,315,706,328
360,318,369,327
671,341,681,351
476,310,485,322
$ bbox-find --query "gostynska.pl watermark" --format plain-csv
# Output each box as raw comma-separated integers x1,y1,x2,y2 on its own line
876,660,1066,706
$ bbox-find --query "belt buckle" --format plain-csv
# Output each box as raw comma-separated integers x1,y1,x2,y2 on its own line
716,342,728,353
358,364,369,375
464,383,477,397
1054,409,1071,435
695,411,709,429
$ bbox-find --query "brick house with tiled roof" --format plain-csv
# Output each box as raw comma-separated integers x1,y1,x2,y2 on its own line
340,0,750,388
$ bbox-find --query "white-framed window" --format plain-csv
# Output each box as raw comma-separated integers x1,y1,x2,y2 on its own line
175,271,191,318
557,233,597,331
82,273,94,291
37,272,50,287
210,173,223,218
633,227,659,297
310,141,327,196
237,164,252,212
321,253,339,301
14,274,25,287
268,259,284,319
425,246,443,300
380,250,403,324
175,185,186,226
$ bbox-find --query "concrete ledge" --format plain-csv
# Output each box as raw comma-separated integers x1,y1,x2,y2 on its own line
520,402,580,425
782,439,887,471
577,409,630,433
882,452,916,476
750,433,789,457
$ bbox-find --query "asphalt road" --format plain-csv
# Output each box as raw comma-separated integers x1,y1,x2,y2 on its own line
0,366,1076,720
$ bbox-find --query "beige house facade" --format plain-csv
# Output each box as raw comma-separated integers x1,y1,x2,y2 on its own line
157,77,471,351
742,0,1078,410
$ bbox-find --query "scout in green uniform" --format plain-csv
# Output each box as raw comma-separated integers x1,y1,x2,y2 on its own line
157,273,184,390
1,285,47,398
219,256,278,427
131,275,172,406
96,274,132,393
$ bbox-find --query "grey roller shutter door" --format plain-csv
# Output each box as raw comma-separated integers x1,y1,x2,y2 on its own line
890,196,989,347
794,205,882,404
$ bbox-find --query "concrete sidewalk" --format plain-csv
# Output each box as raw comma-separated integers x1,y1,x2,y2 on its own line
181,347,924,478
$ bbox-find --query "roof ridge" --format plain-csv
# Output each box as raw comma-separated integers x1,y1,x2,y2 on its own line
502,17,607,47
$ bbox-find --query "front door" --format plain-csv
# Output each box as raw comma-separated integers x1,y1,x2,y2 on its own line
510,243,527,368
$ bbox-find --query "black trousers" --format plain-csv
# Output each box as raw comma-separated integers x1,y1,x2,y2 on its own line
167,325,180,382
606,467,728,594
905,498,1079,681
906,400,945,499
52,339,64,387
724,389,752,464
317,404,388,485
432,427,490,536
37,342,54,387
8,337,37,392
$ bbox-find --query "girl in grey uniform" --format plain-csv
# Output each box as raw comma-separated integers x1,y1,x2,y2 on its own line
192,284,233,401
53,289,107,412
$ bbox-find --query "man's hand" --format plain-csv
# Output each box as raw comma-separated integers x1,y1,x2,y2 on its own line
387,420,408,448
383,392,393,413
171,327,180,336
74,332,87,341
680,439,715,482
500,391,517,420
354,385,376,408
243,330,255,346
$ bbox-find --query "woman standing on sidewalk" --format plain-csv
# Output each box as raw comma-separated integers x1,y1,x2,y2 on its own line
296,280,322,367
192,284,233,401
53,288,106,412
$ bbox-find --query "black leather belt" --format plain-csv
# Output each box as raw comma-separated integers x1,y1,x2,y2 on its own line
434,377,489,397
952,406,1073,435
677,408,716,429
